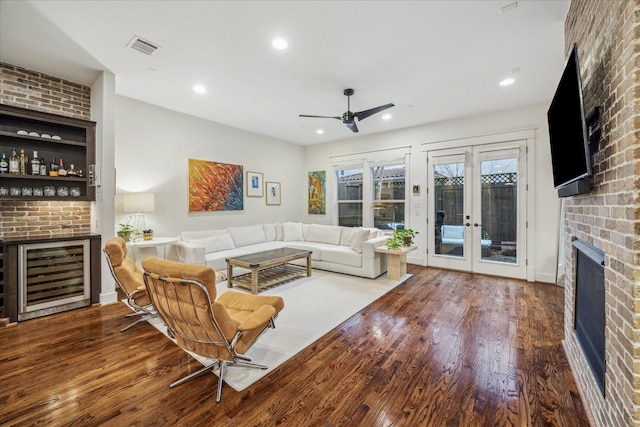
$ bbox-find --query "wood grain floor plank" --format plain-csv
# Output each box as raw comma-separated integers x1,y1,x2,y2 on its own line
0,266,589,426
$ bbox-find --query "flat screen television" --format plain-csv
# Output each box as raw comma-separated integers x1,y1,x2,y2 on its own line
547,44,592,197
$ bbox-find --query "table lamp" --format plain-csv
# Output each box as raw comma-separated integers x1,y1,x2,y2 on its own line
124,192,155,234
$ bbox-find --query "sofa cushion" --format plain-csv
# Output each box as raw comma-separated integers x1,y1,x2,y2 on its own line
205,248,253,271
229,225,266,247
350,229,371,254
244,241,287,253
306,224,341,245
321,246,362,268
181,228,228,242
283,222,304,241
284,242,322,260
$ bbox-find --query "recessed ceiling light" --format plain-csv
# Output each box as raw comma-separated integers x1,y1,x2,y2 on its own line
500,78,515,86
316,129,324,134
272,38,288,50
193,84,206,94
382,114,392,120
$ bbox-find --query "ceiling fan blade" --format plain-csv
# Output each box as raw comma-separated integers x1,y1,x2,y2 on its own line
344,120,359,133
299,114,341,120
355,103,395,121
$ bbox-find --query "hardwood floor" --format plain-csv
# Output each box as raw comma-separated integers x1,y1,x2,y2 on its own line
0,266,589,426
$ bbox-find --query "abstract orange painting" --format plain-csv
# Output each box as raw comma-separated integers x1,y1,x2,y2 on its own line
188,158,243,212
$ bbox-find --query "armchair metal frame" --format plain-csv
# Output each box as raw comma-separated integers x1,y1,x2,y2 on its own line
143,271,276,402
103,242,156,332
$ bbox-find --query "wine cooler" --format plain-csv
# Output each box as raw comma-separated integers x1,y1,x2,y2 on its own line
18,239,91,321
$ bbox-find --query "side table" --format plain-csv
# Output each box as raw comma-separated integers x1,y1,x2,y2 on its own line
374,245,416,280
127,237,178,265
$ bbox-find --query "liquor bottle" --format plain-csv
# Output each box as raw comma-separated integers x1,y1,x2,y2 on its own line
0,153,8,174
18,149,28,175
49,156,59,177
39,157,46,175
57,158,67,176
31,150,40,175
67,164,78,177
9,148,19,174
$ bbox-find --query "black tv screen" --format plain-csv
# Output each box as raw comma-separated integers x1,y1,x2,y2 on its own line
547,44,592,190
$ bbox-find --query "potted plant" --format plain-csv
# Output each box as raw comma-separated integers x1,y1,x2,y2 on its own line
117,223,134,242
385,228,419,250
395,228,419,247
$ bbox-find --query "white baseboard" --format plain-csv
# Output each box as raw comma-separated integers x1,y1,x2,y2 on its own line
100,291,118,304
534,272,557,284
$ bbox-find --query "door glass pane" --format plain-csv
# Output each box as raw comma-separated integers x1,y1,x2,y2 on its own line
433,162,465,257
337,167,363,227
372,164,405,230
480,158,517,263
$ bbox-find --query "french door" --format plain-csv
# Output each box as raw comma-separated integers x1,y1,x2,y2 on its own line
427,141,527,279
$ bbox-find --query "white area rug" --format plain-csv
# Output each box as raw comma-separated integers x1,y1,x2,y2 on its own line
146,270,410,391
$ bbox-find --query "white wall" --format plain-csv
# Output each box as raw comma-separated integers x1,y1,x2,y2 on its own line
113,97,560,282
114,96,305,237
303,102,561,283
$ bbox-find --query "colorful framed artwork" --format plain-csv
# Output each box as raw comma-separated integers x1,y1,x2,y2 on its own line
246,171,264,197
188,158,243,212
265,181,281,205
308,170,326,214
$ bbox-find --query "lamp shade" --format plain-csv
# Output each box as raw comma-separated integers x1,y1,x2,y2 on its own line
124,192,155,213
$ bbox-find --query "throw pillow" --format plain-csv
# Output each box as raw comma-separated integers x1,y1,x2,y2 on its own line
190,233,235,253
182,228,228,242
275,223,284,241
350,229,371,253
214,233,235,251
190,235,220,253
263,224,277,241
283,222,304,241
340,227,358,246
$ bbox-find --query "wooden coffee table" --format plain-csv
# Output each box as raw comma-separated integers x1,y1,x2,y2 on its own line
226,247,312,294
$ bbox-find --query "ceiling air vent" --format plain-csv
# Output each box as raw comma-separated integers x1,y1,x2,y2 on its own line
127,36,160,56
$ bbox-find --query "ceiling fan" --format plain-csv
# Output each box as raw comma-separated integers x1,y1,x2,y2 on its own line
299,88,394,133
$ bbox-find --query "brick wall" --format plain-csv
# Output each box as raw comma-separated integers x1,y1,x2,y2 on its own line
563,1,640,426
0,63,92,238
0,201,92,239
0,63,91,120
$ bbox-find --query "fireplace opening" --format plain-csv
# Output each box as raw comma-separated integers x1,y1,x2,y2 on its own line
572,239,605,396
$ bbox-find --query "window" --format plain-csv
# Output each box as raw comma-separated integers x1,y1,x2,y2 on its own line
334,156,408,229
371,162,406,230
336,166,363,227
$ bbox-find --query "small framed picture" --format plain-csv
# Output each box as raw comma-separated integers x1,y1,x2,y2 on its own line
265,181,281,205
246,171,264,197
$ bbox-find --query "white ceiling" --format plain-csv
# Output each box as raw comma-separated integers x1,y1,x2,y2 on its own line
0,0,569,145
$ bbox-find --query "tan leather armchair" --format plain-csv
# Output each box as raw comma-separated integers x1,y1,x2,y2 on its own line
104,237,155,332
141,257,284,402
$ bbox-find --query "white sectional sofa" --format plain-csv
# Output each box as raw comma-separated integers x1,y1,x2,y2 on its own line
166,223,389,279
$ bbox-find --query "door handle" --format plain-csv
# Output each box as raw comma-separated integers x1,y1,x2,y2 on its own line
465,223,471,227
474,223,482,227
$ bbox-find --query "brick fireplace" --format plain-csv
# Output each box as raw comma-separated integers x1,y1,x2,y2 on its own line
561,1,640,426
